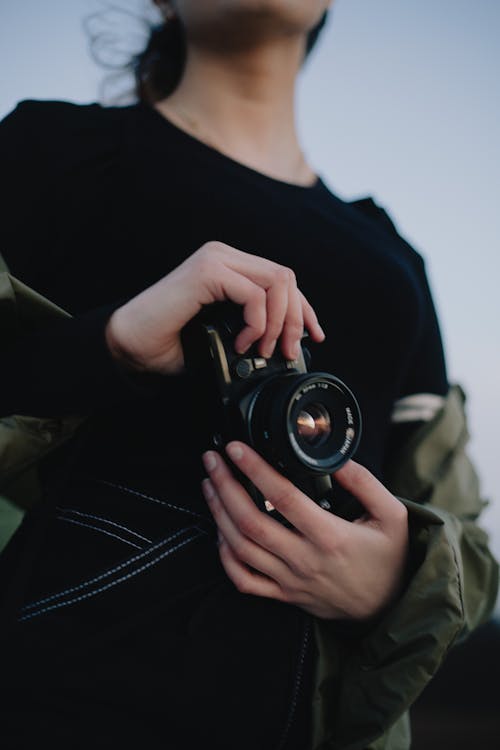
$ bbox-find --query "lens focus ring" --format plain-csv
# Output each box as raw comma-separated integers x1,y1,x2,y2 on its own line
248,372,361,474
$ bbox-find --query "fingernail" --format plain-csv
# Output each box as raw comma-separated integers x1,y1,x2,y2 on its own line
226,442,243,462
292,342,300,359
202,451,217,472
234,337,249,354
262,339,276,359
202,478,215,501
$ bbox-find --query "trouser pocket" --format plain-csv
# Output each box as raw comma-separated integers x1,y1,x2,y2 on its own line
13,479,217,632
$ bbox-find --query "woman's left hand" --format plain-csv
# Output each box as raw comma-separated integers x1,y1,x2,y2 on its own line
201,442,409,621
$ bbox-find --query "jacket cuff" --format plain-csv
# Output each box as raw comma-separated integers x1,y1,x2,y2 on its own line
312,500,464,750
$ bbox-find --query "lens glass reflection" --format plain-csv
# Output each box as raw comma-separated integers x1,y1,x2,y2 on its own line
296,403,332,446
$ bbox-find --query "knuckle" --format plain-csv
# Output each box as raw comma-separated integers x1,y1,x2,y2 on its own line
234,575,254,595
239,513,263,540
274,266,291,286
392,500,408,525
256,284,267,302
275,586,292,604
209,462,226,486
250,286,266,307
265,319,283,340
285,318,304,337
196,242,215,260
232,536,250,560
349,462,374,490
194,249,218,277
200,240,224,255
207,493,221,520
208,500,225,527
287,583,310,605
324,528,347,555
272,482,298,510
252,321,267,339
292,556,317,580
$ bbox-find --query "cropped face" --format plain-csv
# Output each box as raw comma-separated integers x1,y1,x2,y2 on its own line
156,1,332,49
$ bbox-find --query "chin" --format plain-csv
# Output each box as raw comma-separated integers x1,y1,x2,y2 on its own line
230,0,325,25
181,0,327,39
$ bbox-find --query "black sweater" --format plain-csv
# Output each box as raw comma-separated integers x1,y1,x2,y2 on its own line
0,99,448,510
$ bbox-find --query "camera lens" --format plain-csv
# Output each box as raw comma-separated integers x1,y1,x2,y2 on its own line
248,372,361,474
296,403,332,447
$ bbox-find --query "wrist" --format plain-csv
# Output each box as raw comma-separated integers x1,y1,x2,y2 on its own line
105,308,147,373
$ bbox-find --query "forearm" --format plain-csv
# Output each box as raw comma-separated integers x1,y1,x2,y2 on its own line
1,304,165,418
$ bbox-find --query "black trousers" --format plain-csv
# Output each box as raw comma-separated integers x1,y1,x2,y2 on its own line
0,477,315,749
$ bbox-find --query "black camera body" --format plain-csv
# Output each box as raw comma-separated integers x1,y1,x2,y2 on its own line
182,302,362,523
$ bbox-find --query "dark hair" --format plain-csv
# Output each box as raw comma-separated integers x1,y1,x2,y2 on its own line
134,11,329,104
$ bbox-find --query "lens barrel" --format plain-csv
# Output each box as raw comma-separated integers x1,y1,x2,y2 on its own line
248,372,361,474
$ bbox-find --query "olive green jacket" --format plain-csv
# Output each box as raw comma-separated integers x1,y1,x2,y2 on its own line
0,270,83,548
1,270,498,750
312,384,499,749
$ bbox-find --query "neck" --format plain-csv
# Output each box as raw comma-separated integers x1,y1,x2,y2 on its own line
155,38,316,186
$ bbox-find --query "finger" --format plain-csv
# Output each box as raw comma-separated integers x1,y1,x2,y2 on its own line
205,266,267,353
202,244,325,353
258,268,290,359
300,291,326,343
279,270,304,361
334,460,407,525
219,244,290,289
218,246,324,351
217,534,290,602
202,478,295,584
202,450,304,563
224,442,342,544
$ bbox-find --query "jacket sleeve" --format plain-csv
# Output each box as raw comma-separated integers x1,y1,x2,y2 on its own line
312,385,499,750
385,384,498,635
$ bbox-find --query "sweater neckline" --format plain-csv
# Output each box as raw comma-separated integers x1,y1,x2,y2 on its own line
138,101,326,194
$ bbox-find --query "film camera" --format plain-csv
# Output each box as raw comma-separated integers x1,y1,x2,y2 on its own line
182,302,362,523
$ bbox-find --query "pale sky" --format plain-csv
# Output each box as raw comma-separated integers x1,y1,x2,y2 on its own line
1,0,499,604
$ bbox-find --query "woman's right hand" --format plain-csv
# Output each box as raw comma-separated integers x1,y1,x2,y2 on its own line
105,241,325,376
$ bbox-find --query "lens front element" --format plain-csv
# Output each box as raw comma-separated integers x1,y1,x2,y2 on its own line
296,403,332,447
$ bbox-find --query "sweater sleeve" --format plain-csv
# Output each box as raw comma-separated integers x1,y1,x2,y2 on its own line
349,197,448,401
1,299,168,418
0,101,166,418
349,198,450,472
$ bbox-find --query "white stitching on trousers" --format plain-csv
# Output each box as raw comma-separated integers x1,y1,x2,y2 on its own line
97,479,206,521
56,507,152,544
19,532,203,622
21,526,199,613
56,516,144,550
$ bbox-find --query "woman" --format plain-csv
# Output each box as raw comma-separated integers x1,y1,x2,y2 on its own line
0,2,497,748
